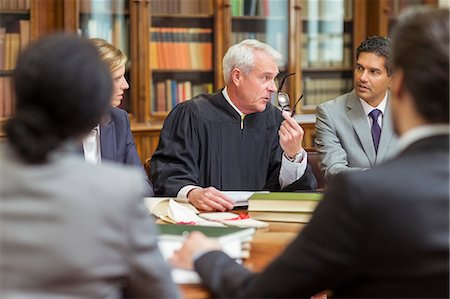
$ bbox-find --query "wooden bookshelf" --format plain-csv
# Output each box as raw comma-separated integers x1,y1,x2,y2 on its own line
0,0,60,136
1,0,440,159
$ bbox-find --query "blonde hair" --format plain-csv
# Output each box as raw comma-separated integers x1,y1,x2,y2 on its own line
90,38,127,72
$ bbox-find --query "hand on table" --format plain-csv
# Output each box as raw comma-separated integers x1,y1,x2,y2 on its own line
188,186,234,212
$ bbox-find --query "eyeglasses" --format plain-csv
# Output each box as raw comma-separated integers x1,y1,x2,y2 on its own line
276,72,303,117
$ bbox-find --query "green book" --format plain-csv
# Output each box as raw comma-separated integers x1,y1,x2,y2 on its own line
157,223,254,240
248,192,324,213
249,192,323,201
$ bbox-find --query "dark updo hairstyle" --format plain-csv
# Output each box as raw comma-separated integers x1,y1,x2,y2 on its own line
5,33,112,164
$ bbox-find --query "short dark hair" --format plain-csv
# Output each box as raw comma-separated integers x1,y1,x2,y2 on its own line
5,33,113,164
356,36,392,75
391,7,449,123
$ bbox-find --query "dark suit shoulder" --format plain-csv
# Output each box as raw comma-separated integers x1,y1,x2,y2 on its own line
109,106,128,121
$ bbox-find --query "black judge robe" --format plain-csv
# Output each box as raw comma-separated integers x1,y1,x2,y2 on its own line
150,90,317,196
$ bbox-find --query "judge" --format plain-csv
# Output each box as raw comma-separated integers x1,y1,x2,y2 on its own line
150,39,317,211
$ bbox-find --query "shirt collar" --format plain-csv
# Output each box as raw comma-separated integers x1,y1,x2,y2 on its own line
359,91,388,116
222,87,245,117
397,124,450,152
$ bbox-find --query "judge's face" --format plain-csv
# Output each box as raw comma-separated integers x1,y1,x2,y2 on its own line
233,51,278,114
111,64,129,107
354,52,391,107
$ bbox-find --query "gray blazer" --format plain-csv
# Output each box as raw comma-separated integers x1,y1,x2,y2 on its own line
0,143,180,299
315,89,398,179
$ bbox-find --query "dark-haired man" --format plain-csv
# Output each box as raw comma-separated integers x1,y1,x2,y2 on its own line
315,36,398,180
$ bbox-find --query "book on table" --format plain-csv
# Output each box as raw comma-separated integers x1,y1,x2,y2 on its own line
144,197,268,228
248,192,323,213
248,211,313,223
157,223,255,284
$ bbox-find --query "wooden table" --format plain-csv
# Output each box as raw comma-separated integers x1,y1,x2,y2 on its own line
179,221,305,299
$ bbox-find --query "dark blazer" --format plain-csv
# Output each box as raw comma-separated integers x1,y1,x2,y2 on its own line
100,107,142,165
100,107,154,196
195,134,449,298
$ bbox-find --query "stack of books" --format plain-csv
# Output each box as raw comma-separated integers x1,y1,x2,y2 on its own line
157,223,255,284
248,192,323,223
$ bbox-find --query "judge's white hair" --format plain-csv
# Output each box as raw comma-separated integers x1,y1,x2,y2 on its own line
222,39,282,85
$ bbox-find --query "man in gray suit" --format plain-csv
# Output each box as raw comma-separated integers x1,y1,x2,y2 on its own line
315,36,398,180
0,34,180,299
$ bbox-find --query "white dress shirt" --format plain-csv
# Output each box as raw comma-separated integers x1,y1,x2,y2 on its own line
82,125,101,165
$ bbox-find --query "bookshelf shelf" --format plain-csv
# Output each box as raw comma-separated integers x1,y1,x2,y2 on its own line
153,69,214,73
152,14,214,19
303,67,353,73
232,15,286,21
0,10,29,14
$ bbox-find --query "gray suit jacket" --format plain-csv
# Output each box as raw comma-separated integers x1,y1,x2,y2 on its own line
315,89,398,179
0,143,180,299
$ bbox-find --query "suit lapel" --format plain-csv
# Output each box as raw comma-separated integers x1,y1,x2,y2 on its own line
376,93,395,163
346,91,377,165
100,116,117,162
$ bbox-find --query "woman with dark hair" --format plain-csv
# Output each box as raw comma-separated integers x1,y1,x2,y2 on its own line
0,34,180,299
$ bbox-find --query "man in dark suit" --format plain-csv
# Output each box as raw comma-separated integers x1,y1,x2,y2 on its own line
170,7,449,298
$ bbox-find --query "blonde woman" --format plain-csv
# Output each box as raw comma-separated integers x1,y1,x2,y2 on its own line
85,38,154,196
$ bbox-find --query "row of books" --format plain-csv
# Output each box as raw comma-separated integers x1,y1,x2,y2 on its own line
80,18,129,60
149,27,213,70
302,32,353,68
303,76,353,106
231,31,287,68
0,21,30,70
231,0,287,17
0,76,14,118
231,0,353,19
0,0,30,10
152,80,213,113
151,0,213,15
79,0,128,14
148,192,324,283
232,31,351,69
299,0,353,20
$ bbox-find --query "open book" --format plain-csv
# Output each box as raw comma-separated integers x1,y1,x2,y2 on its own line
157,223,255,284
144,197,268,228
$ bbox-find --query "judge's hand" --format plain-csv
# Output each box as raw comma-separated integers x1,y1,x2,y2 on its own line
188,186,234,212
279,110,304,159
169,231,222,270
